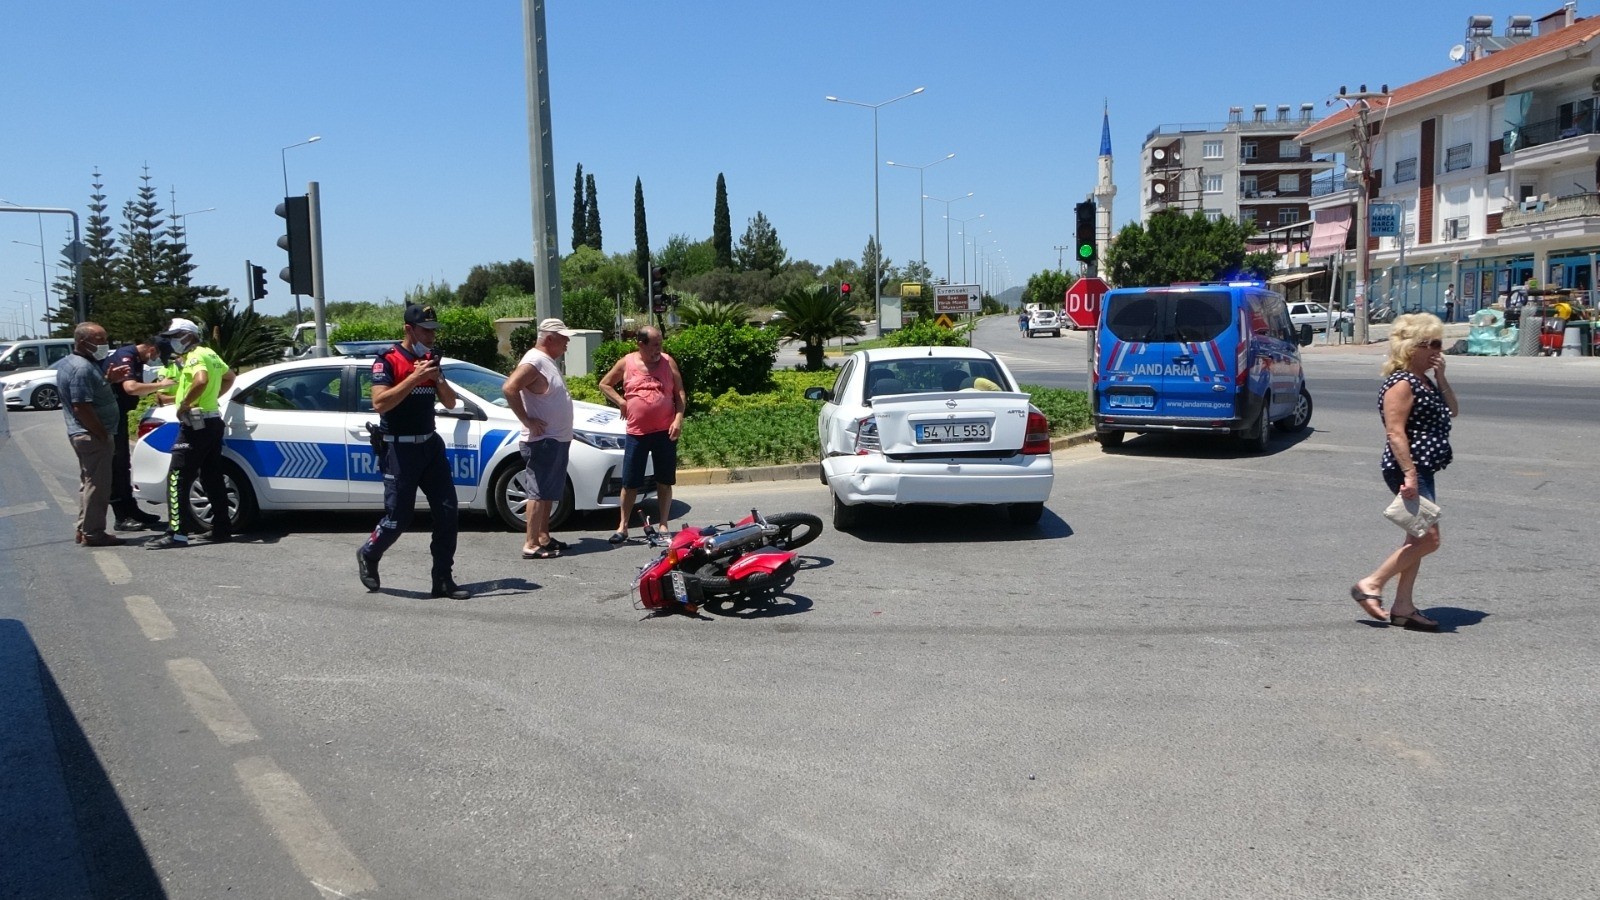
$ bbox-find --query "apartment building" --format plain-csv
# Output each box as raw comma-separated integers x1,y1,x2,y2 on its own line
1141,104,1339,236
1299,4,1600,318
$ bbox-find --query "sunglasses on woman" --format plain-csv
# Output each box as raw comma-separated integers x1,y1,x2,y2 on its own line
1419,340,1443,350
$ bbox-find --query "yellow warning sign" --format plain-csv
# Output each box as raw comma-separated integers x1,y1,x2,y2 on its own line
934,314,955,329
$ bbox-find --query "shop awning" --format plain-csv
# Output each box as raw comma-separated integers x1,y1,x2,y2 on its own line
1269,271,1318,286
1309,207,1353,258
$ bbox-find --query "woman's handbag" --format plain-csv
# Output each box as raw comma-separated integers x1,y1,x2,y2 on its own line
1383,492,1441,537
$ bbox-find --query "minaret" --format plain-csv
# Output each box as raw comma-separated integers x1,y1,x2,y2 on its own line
1093,103,1117,277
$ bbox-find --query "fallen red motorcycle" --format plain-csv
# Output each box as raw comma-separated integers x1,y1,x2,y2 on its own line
632,509,822,615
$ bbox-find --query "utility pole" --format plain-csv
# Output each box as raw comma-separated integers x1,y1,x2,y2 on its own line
1335,84,1389,346
1054,245,1069,271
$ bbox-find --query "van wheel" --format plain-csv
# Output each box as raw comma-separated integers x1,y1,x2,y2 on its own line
1274,386,1313,433
1240,400,1272,453
1098,431,1125,449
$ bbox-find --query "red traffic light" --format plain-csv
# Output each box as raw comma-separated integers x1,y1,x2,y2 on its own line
840,282,852,295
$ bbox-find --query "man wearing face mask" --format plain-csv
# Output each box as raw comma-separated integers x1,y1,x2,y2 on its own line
356,304,470,599
146,318,236,549
53,322,128,546
101,336,170,531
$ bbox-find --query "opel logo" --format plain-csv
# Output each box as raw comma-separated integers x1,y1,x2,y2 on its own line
945,399,958,409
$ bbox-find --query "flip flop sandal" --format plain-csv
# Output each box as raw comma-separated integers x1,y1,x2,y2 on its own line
522,543,562,559
1349,585,1388,622
607,531,629,545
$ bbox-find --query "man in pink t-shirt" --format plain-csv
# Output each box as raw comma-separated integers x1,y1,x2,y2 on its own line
598,326,685,543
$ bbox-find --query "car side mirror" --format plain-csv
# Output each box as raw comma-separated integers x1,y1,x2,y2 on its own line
803,386,832,402
0,360,15,372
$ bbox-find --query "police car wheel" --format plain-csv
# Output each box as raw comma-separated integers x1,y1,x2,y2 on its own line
187,462,257,533
491,463,572,532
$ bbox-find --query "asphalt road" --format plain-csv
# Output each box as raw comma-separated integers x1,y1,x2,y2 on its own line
3,332,1598,899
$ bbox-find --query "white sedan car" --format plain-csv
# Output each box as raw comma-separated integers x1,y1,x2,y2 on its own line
1,367,62,410
1286,301,1352,333
803,346,1054,530
130,353,649,533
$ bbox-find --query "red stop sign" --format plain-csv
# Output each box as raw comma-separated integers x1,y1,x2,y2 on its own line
1063,276,1109,329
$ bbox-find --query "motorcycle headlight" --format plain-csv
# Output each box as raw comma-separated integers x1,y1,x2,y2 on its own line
573,429,626,451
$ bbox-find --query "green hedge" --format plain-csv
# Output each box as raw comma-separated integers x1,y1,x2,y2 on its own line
588,324,779,410
884,319,969,347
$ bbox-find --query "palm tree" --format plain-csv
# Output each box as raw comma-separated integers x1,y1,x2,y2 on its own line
191,298,289,369
771,283,863,370
676,295,750,327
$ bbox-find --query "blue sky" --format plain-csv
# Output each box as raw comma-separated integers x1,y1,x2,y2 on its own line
1,1,1516,327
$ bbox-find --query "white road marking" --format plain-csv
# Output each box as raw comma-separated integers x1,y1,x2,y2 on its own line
234,755,378,899
93,550,132,585
12,429,76,514
165,658,260,746
123,595,175,641
0,500,49,519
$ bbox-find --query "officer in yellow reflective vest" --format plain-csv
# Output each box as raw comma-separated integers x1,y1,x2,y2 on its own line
146,318,236,549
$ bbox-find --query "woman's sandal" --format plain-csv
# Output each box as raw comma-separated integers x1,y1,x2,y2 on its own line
607,531,629,545
1390,611,1440,632
522,543,561,559
1350,584,1389,622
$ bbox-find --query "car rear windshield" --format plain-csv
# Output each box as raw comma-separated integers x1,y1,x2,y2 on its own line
865,358,1012,398
1103,290,1234,343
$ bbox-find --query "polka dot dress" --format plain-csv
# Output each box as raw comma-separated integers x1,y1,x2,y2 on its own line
1379,371,1453,476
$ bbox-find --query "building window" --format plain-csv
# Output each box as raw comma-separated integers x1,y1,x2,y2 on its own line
1278,140,1301,159
1242,142,1258,160
1444,143,1473,172
1393,157,1418,183
1240,175,1259,198
1203,140,1223,159
1277,208,1302,225
1204,208,1222,222
1204,174,1223,194
1278,174,1300,194
1444,217,1470,240
1239,211,1256,227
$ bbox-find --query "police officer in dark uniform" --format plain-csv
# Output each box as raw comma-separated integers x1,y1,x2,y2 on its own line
356,304,470,598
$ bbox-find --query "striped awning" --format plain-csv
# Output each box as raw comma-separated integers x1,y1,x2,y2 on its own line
1309,207,1353,258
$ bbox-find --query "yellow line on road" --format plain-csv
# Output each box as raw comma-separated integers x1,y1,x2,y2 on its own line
123,595,175,641
233,755,378,899
165,657,260,746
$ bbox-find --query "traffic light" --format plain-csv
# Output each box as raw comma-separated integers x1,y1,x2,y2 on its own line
249,264,268,302
1074,200,1097,264
839,282,852,301
276,195,313,295
650,266,668,314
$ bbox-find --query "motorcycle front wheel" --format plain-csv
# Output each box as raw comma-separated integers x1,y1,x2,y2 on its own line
764,512,823,551
693,562,794,599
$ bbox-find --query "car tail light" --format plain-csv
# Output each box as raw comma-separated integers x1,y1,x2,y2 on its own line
136,418,164,441
1236,321,1249,387
852,416,880,455
1022,411,1051,455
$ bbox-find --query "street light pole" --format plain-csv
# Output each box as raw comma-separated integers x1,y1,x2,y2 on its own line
948,213,984,282
926,192,973,283
281,136,321,197
886,152,954,273
11,291,38,336
827,87,926,322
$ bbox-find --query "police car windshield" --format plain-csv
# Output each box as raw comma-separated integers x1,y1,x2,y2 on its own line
441,362,512,407
1104,290,1233,344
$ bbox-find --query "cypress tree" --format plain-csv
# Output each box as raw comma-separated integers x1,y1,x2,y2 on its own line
633,177,650,306
584,173,602,251
713,173,733,270
572,163,585,252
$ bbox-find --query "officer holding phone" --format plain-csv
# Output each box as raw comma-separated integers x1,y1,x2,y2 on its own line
357,304,470,599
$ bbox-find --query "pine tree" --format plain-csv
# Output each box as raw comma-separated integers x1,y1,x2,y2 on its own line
584,173,601,251
713,173,733,270
572,163,585,252
733,211,786,275
633,177,650,307
49,168,121,333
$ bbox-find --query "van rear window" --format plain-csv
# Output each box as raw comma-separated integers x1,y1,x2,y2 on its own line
1103,291,1233,343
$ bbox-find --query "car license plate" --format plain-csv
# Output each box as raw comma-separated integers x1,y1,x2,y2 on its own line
1108,394,1154,409
916,422,989,443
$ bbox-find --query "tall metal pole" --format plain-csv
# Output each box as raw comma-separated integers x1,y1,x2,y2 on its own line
887,153,953,273
307,181,329,357
827,88,925,324
524,0,563,322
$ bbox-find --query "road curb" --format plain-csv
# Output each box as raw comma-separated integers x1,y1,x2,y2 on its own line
674,429,1099,486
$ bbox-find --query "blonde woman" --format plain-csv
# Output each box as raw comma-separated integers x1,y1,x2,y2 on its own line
1351,313,1458,630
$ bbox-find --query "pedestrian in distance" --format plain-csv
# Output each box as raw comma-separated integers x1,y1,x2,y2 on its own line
502,318,578,560
54,322,128,547
597,325,686,544
102,336,170,531
1018,311,1028,333
1443,283,1456,323
356,304,471,599
146,319,236,550
1350,313,1457,631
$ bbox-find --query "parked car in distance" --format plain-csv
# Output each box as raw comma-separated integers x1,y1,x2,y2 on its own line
0,367,61,411
1286,301,1352,333
0,338,73,375
1027,309,1063,337
129,352,651,534
803,346,1054,530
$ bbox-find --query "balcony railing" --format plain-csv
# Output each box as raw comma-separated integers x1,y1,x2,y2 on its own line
1500,191,1600,227
1504,109,1600,152
1444,143,1473,172
1393,157,1418,183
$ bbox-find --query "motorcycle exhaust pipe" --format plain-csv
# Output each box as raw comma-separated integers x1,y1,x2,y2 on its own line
703,522,766,556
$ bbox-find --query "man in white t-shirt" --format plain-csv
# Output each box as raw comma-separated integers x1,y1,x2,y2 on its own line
501,318,578,559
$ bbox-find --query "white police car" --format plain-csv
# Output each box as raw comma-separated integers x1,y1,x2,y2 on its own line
129,351,649,533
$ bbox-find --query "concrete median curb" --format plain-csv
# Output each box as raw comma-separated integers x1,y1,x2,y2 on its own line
675,429,1098,486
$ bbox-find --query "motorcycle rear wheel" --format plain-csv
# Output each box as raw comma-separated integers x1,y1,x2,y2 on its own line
763,511,823,551
693,562,793,599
